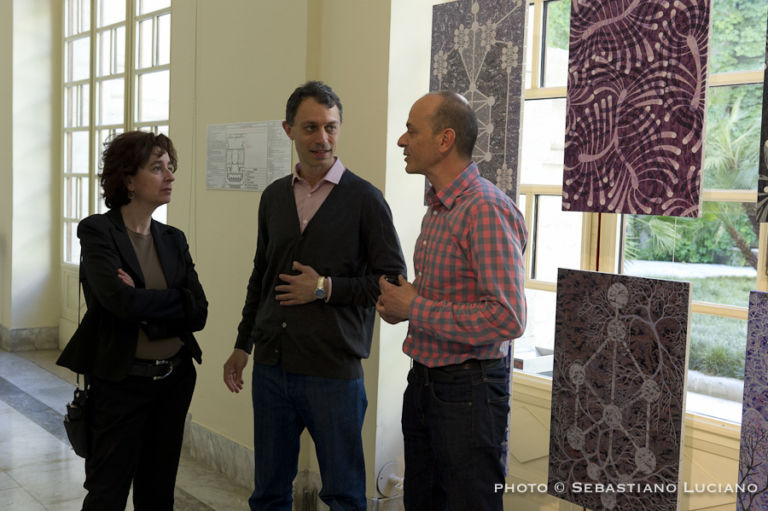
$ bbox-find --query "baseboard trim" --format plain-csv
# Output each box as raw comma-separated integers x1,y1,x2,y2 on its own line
0,325,58,352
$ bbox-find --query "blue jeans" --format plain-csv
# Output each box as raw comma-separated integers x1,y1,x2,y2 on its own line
248,363,367,511
402,360,510,511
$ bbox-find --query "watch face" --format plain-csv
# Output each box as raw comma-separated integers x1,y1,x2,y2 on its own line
315,288,325,298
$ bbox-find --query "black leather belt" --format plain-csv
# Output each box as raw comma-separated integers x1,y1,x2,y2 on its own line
412,358,505,383
128,354,183,380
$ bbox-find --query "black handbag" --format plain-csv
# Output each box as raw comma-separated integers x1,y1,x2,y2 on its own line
64,378,89,458
63,268,90,458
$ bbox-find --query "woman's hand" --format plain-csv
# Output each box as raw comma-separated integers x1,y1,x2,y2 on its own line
117,268,135,288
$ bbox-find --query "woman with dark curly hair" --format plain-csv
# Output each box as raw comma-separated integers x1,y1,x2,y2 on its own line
57,130,208,510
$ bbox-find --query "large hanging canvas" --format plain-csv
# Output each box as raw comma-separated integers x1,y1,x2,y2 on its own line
756,19,768,223
429,0,526,201
737,291,768,509
548,269,691,510
562,1,711,217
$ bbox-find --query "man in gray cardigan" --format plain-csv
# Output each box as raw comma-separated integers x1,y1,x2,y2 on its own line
223,81,406,511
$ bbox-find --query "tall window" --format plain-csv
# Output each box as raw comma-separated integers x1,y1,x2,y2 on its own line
517,0,768,423
62,0,171,265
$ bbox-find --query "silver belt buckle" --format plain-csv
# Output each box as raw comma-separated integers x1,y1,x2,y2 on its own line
153,359,174,380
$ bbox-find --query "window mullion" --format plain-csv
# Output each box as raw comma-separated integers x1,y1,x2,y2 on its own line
758,224,768,292
529,0,543,91
87,0,97,215
125,0,136,131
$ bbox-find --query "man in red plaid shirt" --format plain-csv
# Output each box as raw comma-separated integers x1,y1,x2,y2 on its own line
377,91,527,510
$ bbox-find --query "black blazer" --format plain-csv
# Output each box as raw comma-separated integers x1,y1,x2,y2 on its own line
57,208,208,381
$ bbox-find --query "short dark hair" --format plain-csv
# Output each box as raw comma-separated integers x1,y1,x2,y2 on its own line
429,91,478,158
100,131,177,209
285,81,343,126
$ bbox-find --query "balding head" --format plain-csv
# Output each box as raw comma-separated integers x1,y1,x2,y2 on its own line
427,91,478,159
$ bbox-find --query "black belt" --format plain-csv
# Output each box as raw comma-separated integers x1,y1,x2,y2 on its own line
412,358,505,383
128,354,184,380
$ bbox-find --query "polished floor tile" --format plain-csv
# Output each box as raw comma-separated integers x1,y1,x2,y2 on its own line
0,486,47,511
0,350,251,511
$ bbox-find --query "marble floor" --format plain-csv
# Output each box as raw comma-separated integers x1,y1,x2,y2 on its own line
0,349,252,511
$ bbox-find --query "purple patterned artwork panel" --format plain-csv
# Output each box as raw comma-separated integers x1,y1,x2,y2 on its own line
548,269,691,510
430,0,526,201
562,0,710,217
737,291,768,509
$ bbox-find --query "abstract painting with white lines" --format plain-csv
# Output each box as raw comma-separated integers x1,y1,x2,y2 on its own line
737,291,768,509
430,0,527,201
548,269,691,510
562,0,711,217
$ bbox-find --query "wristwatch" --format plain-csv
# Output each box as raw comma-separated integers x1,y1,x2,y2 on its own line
315,276,326,299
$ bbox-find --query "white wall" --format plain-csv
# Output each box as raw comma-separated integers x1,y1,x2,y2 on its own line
0,0,13,329
0,0,58,334
11,0,58,329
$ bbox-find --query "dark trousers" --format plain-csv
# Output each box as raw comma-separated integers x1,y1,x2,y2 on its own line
248,363,368,511
402,360,510,511
81,357,196,511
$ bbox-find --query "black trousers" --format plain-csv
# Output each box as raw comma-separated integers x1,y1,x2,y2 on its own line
81,357,196,511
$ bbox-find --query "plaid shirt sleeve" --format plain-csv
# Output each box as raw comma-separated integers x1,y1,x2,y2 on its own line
409,195,527,347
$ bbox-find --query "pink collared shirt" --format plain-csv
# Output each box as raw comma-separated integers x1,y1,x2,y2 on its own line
292,157,346,233
291,157,346,300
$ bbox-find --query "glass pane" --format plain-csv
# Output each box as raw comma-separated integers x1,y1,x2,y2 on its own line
709,0,768,74
532,195,581,281
67,36,91,83
542,0,569,87
513,288,555,376
157,14,171,66
137,70,169,122
702,84,762,190
67,130,90,173
115,26,126,73
139,0,171,15
156,125,169,136
99,0,125,27
688,313,746,381
520,98,566,185
80,0,91,32
64,221,81,264
138,18,154,68
153,204,167,223
98,78,125,125
96,26,125,76
65,0,79,36
95,127,123,174
97,30,111,76
67,0,91,36
524,6,534,88
623,201,758,308
64,84,90,128
517,194,526,216
64,175,89,219
94,184,109,214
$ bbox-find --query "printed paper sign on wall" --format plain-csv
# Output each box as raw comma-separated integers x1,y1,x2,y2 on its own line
430,0,527,201
562,1,711,217
548,268,691,510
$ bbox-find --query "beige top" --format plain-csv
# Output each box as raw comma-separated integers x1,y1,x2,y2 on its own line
127,229,183,360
